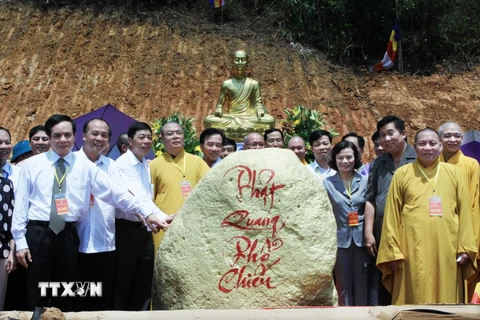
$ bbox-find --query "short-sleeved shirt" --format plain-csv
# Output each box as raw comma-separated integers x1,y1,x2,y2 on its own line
365,143,416,239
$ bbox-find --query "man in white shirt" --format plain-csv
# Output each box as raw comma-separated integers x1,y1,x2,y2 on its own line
75,118,118,311
114,121,166,311
199,128,225,168
12,115,169,311
307,130,336,180
29,125,51,155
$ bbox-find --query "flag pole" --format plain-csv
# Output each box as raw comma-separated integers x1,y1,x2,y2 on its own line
221,4,224,25
395,0,404,74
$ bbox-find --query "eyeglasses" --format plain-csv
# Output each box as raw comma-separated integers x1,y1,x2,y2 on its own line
246,142,265,148
267,138,283,143
164,130,184,137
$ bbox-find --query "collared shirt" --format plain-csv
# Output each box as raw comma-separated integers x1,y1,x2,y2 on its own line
12,150,154,251
365,143,416,223
210,157,222,168
307,160,336,182
115,149,165,222
323,171,368,248
75,148,117,253
1,161,21,193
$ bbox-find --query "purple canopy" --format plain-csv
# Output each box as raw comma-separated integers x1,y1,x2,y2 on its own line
72,104,155,160
460,129,480,163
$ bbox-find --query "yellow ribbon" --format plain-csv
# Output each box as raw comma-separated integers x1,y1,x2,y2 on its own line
166,153,187,179
53,160,70,192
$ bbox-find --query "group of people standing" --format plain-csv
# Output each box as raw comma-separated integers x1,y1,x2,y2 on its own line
173,115,479,307
0,116,206,312
0,113,478,311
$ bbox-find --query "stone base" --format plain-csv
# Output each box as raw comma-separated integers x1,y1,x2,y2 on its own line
203,121,274,141
2,305,479,320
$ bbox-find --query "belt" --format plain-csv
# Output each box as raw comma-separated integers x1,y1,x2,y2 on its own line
28,220,77,228
115,218,144,228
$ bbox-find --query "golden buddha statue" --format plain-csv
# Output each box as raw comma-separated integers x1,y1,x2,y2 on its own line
204,50,275,140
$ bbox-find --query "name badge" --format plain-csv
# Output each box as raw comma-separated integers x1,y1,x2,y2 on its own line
89,193,94,208
55,194,69,215
180,180,192,198
348,211,359,226
429,196,442,216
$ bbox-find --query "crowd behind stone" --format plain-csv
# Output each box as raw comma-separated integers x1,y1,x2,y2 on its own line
0,114,478,311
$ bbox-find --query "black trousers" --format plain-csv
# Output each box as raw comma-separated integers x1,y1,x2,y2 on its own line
113,219,154,311
75,251,114,311
25,220,79,311
4,265,27,311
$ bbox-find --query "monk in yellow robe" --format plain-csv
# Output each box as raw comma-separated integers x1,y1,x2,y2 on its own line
149,122,210,252
377,128,477,304
439,121,480,301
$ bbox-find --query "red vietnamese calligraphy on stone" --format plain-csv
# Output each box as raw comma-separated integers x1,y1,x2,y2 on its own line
221,210,288,238
218,165,288,294
223,165,285,213
226,235,284,267
218,258,283,293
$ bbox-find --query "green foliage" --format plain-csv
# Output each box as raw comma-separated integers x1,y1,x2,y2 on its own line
261,0,480,70
151,113,201,157
282,105,338,162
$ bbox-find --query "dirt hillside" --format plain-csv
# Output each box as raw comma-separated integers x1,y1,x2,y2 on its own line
1,2,479,160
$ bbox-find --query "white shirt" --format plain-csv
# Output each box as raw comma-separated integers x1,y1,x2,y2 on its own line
115,149,166,222
307,160,336,182
2,161,21,194
12,150,154,251
75,148,117,254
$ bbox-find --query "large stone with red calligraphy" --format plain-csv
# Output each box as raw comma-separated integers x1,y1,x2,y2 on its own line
152,148,337,309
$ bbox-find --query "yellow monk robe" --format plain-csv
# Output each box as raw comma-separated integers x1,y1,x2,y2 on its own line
440,150,480,300
377,158,477,304
150,149,209,252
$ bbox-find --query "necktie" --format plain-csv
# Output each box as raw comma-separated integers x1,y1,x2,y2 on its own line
49,158,67,234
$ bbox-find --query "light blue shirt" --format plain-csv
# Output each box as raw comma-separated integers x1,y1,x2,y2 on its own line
1,161,21,194
307,160,336,182
210,157,222,168
12,150,153,251
323,171,367,248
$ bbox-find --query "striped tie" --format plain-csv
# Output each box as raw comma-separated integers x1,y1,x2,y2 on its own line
49,158,67,234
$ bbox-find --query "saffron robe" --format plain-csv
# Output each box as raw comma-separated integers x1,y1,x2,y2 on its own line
440,150,480,301
150,150,209,252
377,158,477,304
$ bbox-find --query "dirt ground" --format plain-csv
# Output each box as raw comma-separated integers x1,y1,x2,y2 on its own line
0,2,479,160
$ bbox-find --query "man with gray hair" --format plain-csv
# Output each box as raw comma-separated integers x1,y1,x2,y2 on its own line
438,121,480,301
